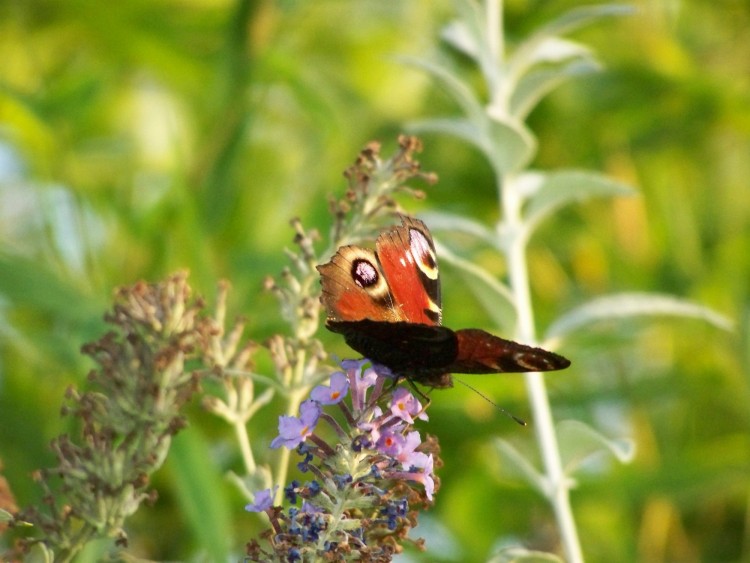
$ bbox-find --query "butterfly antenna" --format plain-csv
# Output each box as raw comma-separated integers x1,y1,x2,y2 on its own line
453,376,526,426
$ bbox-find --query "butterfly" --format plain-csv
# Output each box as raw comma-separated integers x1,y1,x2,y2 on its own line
317,216,570,388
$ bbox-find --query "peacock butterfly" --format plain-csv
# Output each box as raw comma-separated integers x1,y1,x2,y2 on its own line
317,216,570,388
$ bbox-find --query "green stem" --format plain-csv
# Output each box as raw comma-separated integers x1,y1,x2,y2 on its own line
273,349,310,504
486,0,502,62
235,417,256,475
502,175,583,563
55,530,91,563
484,0,584,555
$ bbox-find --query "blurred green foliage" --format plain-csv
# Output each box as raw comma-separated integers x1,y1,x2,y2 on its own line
0,0,748,561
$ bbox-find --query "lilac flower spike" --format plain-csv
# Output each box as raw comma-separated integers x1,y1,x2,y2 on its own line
270,400,322,449
311,372,349,405
246,359,441,561
245,486,279,512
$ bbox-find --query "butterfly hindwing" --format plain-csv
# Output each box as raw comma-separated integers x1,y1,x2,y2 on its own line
327,319,458,376
449,329,571,374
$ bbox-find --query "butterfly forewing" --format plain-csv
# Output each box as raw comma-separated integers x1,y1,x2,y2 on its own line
375,217,442,325
318,246,402,322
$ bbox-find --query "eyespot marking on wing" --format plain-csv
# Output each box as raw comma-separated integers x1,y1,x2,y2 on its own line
352,258,379,288
409,228,438,280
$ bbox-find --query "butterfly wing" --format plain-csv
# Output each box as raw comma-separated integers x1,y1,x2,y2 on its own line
318,245,401,323
374,216,442,325
327,319,457,376
317,216,442,325
448,329,571,373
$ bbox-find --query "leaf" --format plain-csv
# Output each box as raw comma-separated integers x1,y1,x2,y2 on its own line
0,253,104,326
445,0,501,91
545,293,735,340
402,52,537,172
522,170,635,238
0,253,106,367
493,438,545,494
525,37,594,65
75,540,111,563
398,55,485,123
485,115,538,174
408,114,536,175
27,543,55,563
435,242,517,332
167,430,232,562
0,508,13,523
408,117,485,150
441,19,480,61
508,4,632,91
511,58,601,120
419,211,497,247
529,4,633,42
488,547,565,563
557,419,635,476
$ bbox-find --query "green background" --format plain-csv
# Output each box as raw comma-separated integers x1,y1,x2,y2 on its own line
0,0,748,561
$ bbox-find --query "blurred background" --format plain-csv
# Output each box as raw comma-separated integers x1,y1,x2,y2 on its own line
0,0,748,561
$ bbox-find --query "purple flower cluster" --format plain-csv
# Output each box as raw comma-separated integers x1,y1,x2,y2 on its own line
245,360,440,561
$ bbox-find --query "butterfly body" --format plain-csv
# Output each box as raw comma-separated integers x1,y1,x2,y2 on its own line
317,216,570,387
326,319,459,387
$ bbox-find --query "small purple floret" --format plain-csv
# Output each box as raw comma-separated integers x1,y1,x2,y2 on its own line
245,486,278,512
390,387,428,423
271,400,322,449
311,371,350,405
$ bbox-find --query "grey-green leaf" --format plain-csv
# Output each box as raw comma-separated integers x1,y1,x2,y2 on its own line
511,57,602,120
420,211,497,246
522,170,635,237
441,19,479,60
488,547,566,563
526,4,634,49
507,4,631,91
493,438,545,494
546,292,734,340
435,242,517,332
557,419,635,476
486,115,538,174
398,55,485,123
408,117,485,150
